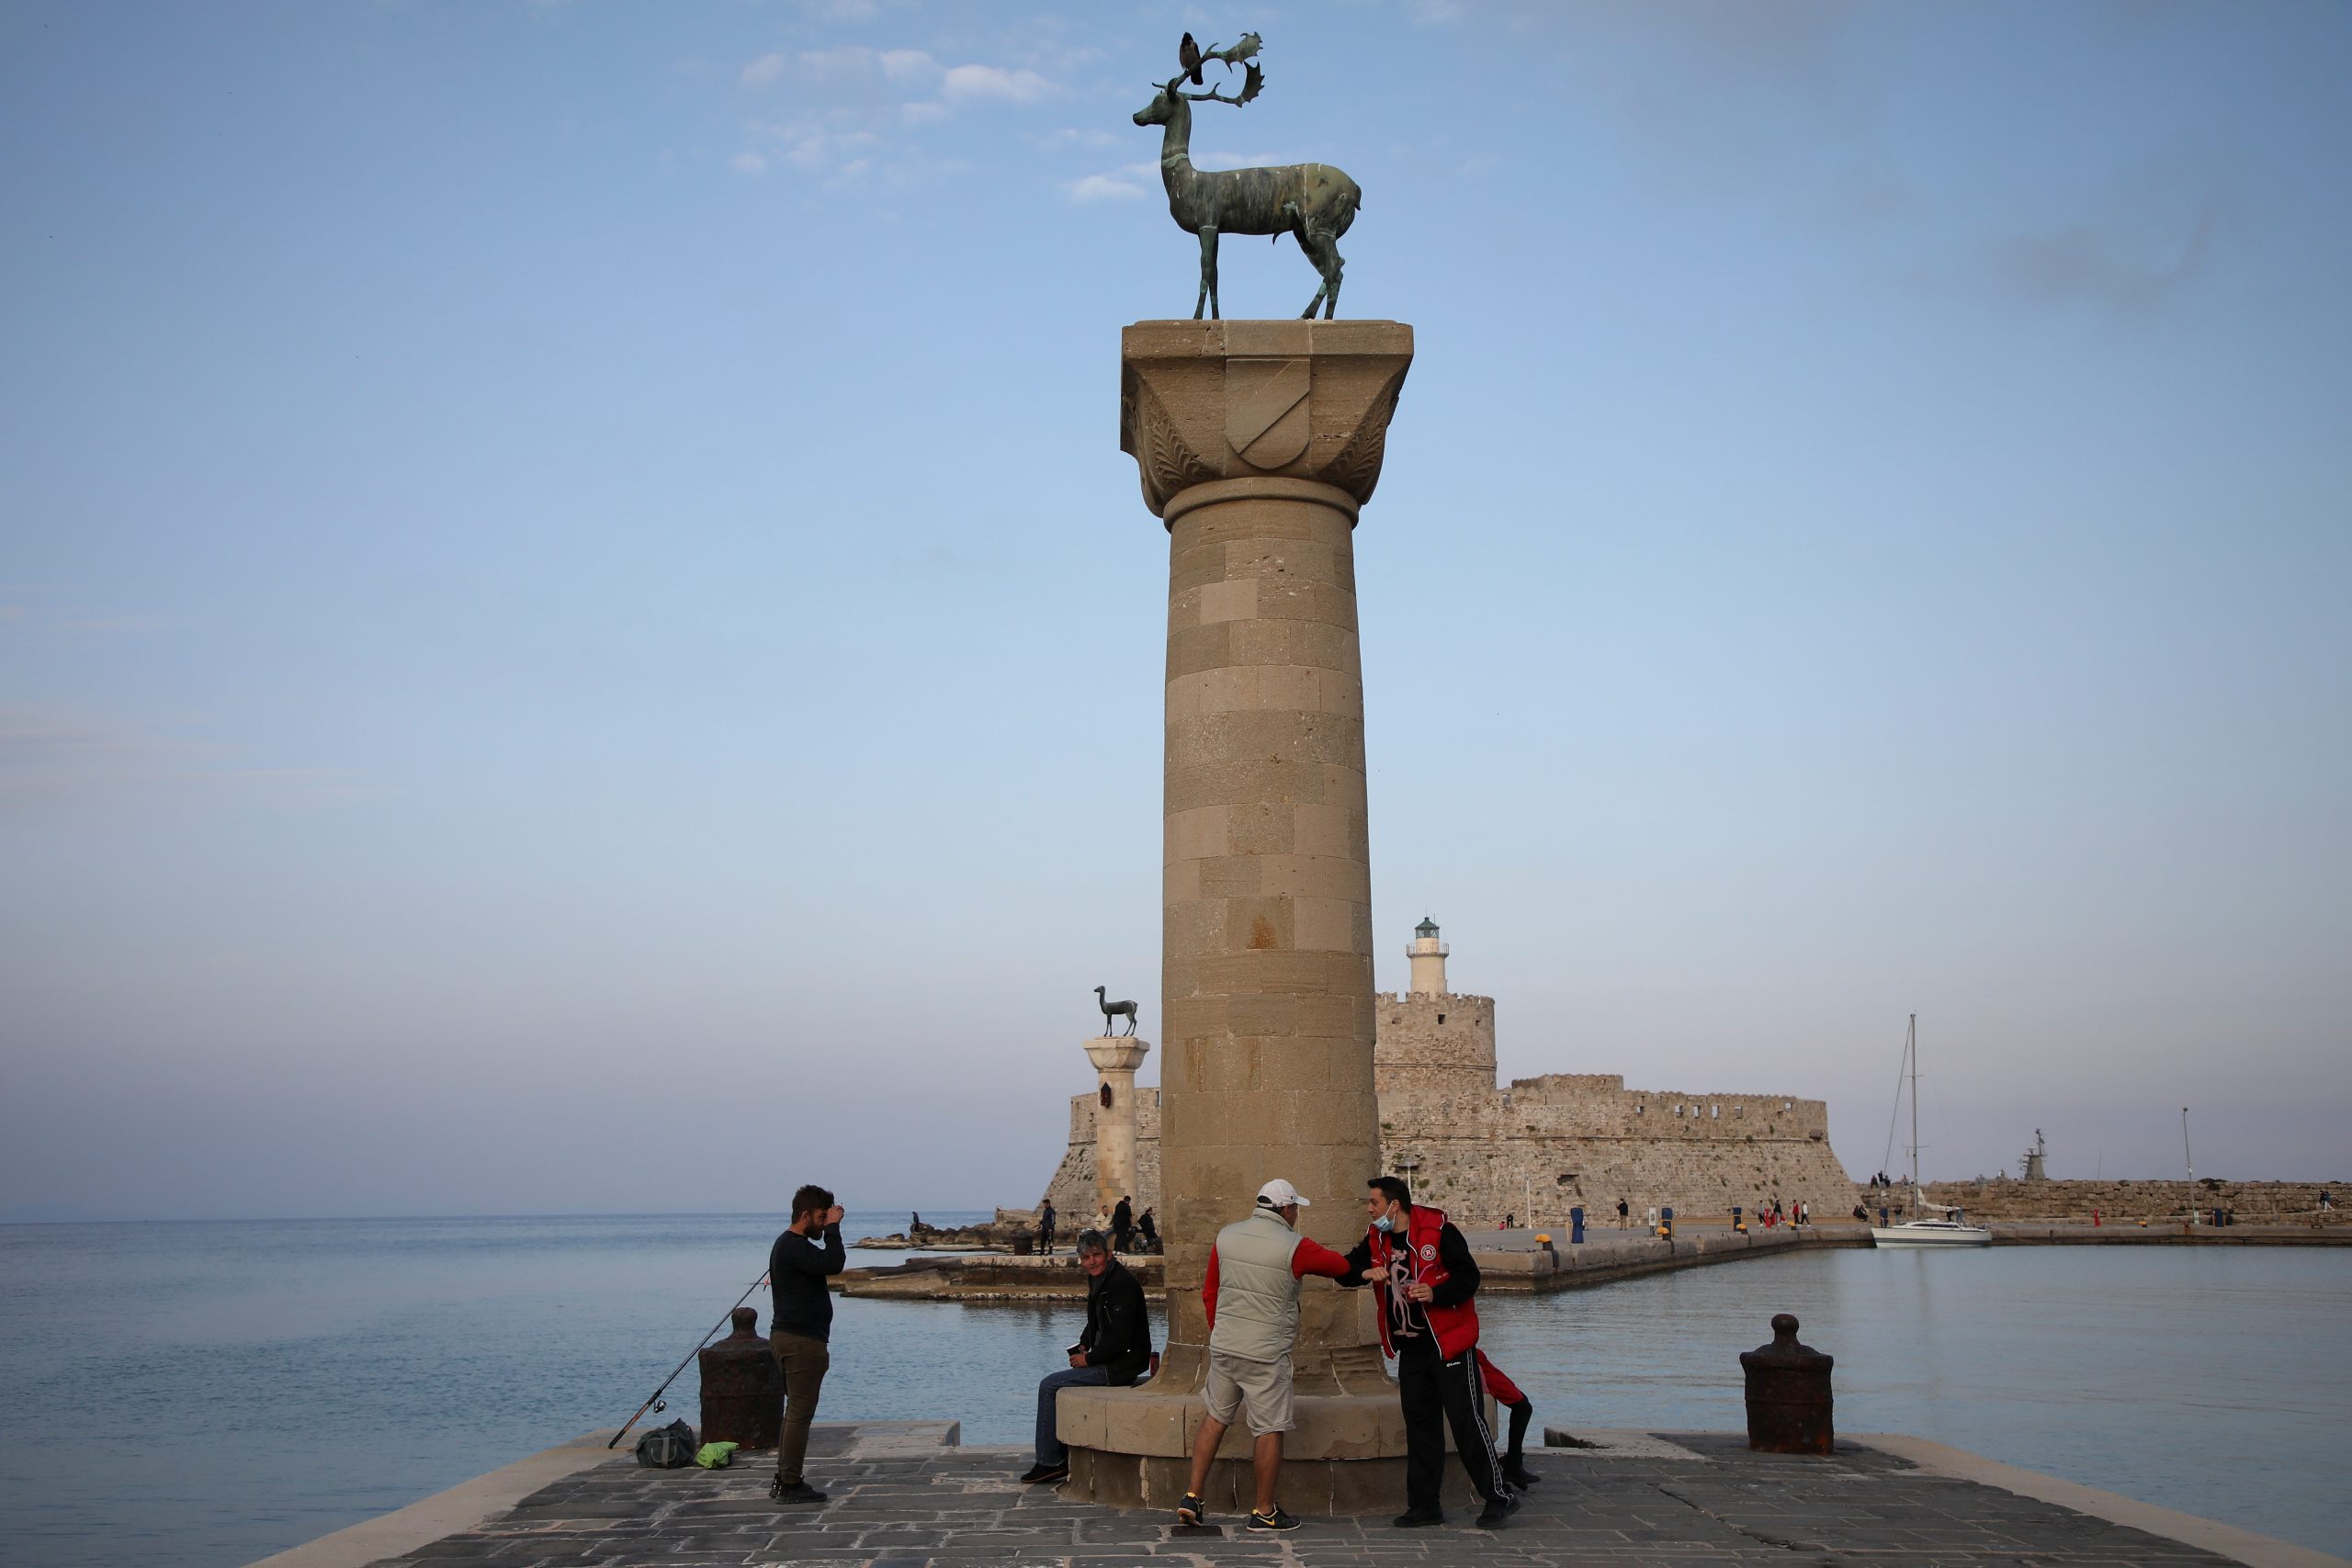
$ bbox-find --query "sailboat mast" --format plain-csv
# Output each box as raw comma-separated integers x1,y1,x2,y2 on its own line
1909,1013,1922,1212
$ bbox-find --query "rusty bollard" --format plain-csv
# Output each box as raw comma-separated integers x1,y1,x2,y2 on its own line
1740,1313,1834,1454
697,1306,782,1450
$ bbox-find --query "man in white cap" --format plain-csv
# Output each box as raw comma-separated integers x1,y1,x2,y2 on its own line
1174,1178,1355,1533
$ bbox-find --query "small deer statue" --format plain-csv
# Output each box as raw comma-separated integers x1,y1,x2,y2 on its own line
1132,34,1362,321
1095,986,1140,1037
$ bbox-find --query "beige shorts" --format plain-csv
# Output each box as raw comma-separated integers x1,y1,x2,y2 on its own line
1204,1348,1295,1435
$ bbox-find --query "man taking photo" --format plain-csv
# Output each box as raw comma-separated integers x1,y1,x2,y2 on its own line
768,1184,844,1505
1338,1176,1516,1529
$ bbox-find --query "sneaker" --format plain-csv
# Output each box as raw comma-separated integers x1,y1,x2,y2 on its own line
769,1480,828,1505
1175,1493,1207,1527
1247,1506,1301,1532
1475,1491,1521,1529
1018,1461,1069,1484
1503,1460,1541,1487
1392,1509,1444,1529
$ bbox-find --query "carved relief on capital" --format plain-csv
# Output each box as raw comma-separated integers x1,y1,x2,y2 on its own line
1125,378,1216,518
1120,321,1414,520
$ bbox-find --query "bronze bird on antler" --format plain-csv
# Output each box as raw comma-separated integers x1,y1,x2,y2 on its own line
1131,33,1359,319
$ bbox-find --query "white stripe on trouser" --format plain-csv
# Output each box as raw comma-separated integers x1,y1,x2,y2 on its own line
1459,1349,1512,1501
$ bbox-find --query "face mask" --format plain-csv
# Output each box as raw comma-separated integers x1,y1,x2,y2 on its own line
1373,1213,1396,1233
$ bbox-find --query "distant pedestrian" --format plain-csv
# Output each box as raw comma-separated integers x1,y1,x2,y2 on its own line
1112,1195,1135,1253
1501,1213,1514,1230
1019,1231,1153,1485
1175,1179,1353,1533
1616,1199,1629,1229
1039,1199,1057,1258
910,1211,925,1236
2322,1190,2335,1213
767,1184,846,1506
1138,1207,1160,1252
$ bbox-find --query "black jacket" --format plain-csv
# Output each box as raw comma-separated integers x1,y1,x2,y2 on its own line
769,1224,845,1342
1078,1258,1153,1385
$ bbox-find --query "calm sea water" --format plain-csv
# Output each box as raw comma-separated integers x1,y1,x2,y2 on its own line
0,1216,2343,1567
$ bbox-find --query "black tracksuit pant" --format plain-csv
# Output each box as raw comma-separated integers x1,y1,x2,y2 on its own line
1396,1336,1510,1516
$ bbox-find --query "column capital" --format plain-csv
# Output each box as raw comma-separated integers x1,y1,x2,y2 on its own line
1120,320,1414,522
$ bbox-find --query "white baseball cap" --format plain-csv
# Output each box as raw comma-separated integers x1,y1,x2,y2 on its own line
1257,1179,1310,1210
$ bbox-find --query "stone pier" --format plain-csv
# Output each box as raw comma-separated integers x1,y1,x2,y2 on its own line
1056,319,1417,1514
1082,1034,1150,1222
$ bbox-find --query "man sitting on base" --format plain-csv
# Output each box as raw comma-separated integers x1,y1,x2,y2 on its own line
1175,1179,1354,1534
1019,1230,1153,1485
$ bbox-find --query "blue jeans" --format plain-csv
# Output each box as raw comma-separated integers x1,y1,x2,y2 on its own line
1034,1364,1111,1464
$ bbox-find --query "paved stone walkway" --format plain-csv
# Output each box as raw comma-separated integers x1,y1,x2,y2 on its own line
367,1423,2239,1567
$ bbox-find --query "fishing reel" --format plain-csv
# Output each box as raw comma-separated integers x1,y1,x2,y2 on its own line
650,1399,667,1414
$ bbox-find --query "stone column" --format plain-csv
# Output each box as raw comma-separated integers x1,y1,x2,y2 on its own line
1057,319,1418,1515
1083,1035,1151,1223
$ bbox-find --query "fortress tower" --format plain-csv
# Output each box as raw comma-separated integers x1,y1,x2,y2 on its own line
1374,917,1497,1111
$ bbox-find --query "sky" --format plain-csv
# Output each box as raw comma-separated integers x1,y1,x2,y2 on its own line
3,1,2347,1222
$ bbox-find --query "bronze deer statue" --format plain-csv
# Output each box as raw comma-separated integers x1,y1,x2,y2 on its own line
1132,36,1361,321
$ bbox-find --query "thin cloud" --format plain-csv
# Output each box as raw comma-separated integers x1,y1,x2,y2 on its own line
0,703,356,812
1985,193,2233,311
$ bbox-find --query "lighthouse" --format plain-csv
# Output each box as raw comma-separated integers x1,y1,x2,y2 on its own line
1408,915,1451,996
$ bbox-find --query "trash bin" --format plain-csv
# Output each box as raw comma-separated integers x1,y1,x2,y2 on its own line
1569,1206,1585,1245
1660,1206,1675,1242
1732,1205,1746,1235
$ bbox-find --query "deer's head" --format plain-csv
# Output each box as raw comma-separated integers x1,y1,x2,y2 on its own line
1134,78,1182,128
1134,35,1262,126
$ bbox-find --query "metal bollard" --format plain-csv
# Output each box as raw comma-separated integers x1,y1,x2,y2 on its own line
697,1306,783,1450
1740,1313,1834,1455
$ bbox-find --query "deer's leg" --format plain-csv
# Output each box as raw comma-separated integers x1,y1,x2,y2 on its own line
1194,226,1221,321
1295,229,1333,320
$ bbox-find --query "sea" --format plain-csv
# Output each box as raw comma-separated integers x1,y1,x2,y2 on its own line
1,1213,2345,1567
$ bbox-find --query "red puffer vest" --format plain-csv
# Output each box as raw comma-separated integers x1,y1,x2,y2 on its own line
1366,1203,1480,1360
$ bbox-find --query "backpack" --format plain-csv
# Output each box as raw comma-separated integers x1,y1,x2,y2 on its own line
634,1418,698,1469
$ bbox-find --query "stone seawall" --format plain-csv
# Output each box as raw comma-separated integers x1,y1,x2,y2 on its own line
1920,1178,2343,1224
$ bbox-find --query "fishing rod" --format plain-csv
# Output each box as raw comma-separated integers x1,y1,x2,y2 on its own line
608,1271,769,1449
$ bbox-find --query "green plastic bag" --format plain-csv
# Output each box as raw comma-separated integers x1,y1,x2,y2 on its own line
694,1441,739,1470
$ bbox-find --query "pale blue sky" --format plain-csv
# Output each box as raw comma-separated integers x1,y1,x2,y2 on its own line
4,1,2346,1220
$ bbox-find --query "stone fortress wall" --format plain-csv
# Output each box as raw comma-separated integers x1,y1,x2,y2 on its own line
1038,921,1861,1227
1040,1086,1163,1228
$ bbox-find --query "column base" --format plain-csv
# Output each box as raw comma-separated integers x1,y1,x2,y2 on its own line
1056,1384,1493,1517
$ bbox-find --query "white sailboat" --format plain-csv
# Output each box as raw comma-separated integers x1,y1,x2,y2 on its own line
1870,1014,1992,1248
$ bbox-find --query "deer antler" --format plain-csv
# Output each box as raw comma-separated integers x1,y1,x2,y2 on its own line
1182,61,1263,107
1205,33,1261,70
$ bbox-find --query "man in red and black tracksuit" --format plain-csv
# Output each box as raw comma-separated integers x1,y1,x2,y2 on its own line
1338,1176,1518,1529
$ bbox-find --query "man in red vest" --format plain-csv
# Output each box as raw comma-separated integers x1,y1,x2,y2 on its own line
1338,1176,1518,1529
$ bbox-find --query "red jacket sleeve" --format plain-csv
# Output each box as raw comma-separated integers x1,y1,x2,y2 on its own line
1291,1235,1354,1279
1202,1244,1219,1332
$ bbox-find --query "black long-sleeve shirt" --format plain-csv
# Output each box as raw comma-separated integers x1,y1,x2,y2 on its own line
1339,1214,1479,1346
769,1224,845,1342
1076,1258,1154,1385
